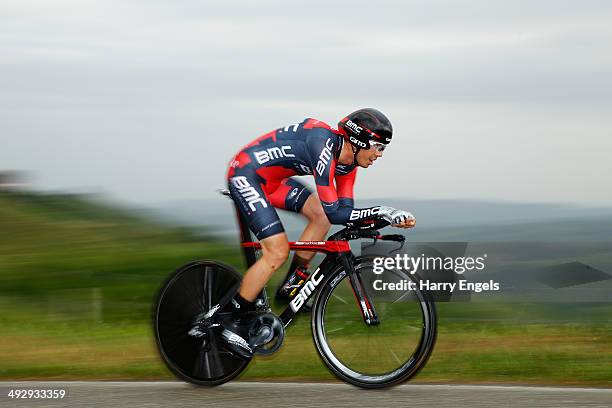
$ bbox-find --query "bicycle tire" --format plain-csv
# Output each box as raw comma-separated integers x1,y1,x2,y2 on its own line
312,256,437,389
154,260,250,386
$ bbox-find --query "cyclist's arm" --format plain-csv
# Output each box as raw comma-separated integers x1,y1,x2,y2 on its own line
335,167,356,208
307,132,382,224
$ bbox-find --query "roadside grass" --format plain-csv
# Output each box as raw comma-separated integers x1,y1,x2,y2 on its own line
1,301,610,385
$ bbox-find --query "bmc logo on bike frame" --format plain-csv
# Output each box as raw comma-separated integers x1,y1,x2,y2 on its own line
230,176,268,212
254,146,295,165
349,206,381,220
290,268,324,312
316,139,334,176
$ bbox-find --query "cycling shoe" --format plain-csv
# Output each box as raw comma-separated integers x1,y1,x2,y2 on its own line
217,311,258,359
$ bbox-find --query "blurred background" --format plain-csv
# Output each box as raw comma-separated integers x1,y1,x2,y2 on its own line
1,0,611,385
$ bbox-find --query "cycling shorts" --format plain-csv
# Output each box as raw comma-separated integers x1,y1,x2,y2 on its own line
227,166,312,240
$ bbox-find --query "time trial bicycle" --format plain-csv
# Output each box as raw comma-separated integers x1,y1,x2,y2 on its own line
154,190,437,389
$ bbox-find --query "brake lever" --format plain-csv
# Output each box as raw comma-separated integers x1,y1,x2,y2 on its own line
377,234,406,254
379,234,405,242
362,233,406,252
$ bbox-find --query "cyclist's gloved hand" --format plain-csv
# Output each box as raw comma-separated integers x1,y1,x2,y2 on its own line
378,206,416,228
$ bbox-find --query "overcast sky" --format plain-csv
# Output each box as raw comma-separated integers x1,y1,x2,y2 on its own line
2,0,611,206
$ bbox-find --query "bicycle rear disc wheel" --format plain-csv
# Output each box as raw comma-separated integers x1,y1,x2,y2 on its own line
154,260,250,386
312,256,437,388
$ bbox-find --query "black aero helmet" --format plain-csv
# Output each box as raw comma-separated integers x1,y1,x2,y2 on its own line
338,108,393,149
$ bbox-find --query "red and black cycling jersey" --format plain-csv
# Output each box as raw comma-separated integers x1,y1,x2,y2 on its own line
227,118,381,226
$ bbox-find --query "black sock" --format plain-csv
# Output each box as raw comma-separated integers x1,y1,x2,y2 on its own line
220,292,255,315
275,255,311,299
231,293,255,316
286,254,310,279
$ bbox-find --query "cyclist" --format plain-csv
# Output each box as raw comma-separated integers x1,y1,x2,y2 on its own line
220,108,416,358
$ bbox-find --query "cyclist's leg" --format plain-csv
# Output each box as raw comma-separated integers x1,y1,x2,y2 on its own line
268,178,331,266
223,169,289,357
268,178,331,303
239,232,289,301
227,169,289,302
219,234,287,359
297,194,332,259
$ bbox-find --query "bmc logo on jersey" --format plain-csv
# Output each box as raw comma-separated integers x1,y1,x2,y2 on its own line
349,136,367,148
349,206,381,220
346,120,362,135
254,146,295,165
316,139,334,176
230,176,268,212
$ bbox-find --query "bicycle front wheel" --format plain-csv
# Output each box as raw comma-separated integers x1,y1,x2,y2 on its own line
312,256,437,388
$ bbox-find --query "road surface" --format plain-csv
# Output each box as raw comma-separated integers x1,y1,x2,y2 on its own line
1,381,610,407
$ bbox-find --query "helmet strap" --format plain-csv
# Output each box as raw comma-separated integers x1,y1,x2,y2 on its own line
351,144,360,166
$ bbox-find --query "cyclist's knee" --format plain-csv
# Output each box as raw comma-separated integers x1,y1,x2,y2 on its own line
261,236,289,270
313,209,331,228
302,197,331,227
264,247,289,270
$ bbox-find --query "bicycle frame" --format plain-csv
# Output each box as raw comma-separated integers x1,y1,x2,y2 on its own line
230,194,380,328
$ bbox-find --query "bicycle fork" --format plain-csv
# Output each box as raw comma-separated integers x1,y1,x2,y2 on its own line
339,254,380,326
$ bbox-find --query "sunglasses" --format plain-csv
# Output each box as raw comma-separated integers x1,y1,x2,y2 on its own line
369,141,387,153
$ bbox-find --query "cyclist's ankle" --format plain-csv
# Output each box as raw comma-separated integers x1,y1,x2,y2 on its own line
289,254,310,273
276,264,311,300
221,292,255,317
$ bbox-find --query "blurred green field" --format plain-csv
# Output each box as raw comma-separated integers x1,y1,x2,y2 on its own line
1,191,611,385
